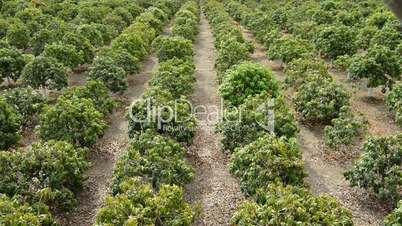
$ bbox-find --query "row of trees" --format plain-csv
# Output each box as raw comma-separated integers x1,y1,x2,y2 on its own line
204,0,354,225
226,0,402,223
96,1,200,225
0,0,186,224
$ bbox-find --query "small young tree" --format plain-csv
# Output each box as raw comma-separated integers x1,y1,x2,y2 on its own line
294,75,350,123
344,134,402,202
113,130,194,192
348,45,401,95
152,36,194,62
219,61,279,106
0,47,26,84
76,24,104,48
0,97,21,150
3,87,47,124
6,21,30,49
21,56,68,91
62,32,95,64
88,56,128,93
111,33,147,60
38,96,107,147
230,134,305,195
97,47,139,75
42,43,83,69
267,35,313,65
232,183,353,225
314,24,357,59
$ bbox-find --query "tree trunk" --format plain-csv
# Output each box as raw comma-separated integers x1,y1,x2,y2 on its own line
368,87,374,98
384,0,402,22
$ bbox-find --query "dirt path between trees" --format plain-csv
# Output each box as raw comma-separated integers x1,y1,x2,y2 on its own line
185,14,244,226
238,25,392,226
61,54,157,226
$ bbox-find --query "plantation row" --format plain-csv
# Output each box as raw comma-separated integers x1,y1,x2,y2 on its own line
96,1,200,225
223,0,402,224
203,0,354,224
0,0,193,224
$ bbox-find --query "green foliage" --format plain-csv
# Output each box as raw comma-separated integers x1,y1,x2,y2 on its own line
384,201,402,226
385,82,402,126
38,96,107,147
294,75,350,123
0,46,25,82
111,32,147,59
96,178,195,226
284,58,329,88
2,87,47,124
0,140,88,211
314,24,357,59
88,56,128,93
0,195,57,226
149,58,195,98
76,24,103,48
324,107,366,150
0,97,21,149
97,47,139,75
21,56,68,90
232,183,353,225
348,45,401,88
219,61,279,106
152,36,193,62
267,35,314,64
215,38,250,75
370,25,402,50
62,32,94,64
172,2,199,40
230,134,305,195
333,55,352,72
127,87,196,143
42,43,83,69
344,134,402,202
113,130,193,192
216,92,298,152
61,80,116,115
6,21,30,49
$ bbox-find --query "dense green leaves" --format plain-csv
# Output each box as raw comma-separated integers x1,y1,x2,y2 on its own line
294,75,350,123
230,134,305,195
42,43,83,69
0,97,21,150
88,56,128,93
2,87,47,124
38,96,107,147
152,36,193,62
0,46,26,83
96,178,194,226
219,62,279,106
0,140,88,211
128,87,196,143
232,183,353,225
324,107,366,150
345,134,402,202
314,24,357,59
348,45,401,88
149,58,195,98
21,56,68,91
216,92,298,151
113,130,193,192
0,195,56,226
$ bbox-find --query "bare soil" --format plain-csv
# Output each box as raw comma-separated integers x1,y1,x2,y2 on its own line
61,54,157,226
185,14,244,226
239,25,394,226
